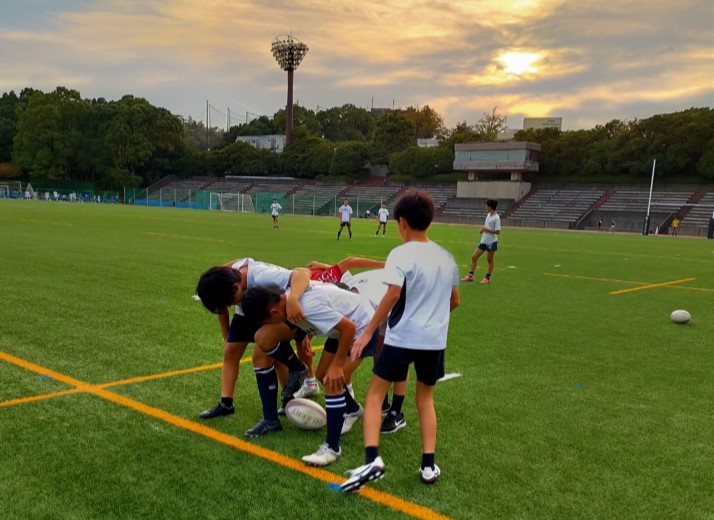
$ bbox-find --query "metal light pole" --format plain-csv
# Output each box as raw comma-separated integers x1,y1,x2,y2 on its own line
271,34,309,146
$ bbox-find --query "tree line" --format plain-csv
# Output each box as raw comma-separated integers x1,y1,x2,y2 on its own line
1,86,712,190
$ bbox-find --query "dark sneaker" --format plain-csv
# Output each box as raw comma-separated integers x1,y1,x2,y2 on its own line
281,363,308,402
340,457,385,492
244,419,283,438
199,402,235,420
380,411,406,434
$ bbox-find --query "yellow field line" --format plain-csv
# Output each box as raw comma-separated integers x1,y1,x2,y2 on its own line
1,349,445,519
609,278,695,296
544,273,649,285
101,362,224,388
544,273,713,293
0,388,83,408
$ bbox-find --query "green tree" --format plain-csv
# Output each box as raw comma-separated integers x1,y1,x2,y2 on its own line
402,105,446,139
474,107,507,142
369,111,415,165
316,104,375,142
329,141,369,178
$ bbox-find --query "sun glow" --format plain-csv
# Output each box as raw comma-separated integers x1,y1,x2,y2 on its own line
498,51,541,75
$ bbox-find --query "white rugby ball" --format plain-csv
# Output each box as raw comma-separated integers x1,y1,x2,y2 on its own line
670,309,691,324
285,398,327,430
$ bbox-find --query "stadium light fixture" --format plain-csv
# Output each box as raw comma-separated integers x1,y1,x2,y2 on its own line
271,34,309,146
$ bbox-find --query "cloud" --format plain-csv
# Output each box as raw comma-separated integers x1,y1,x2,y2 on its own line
0,0,711,129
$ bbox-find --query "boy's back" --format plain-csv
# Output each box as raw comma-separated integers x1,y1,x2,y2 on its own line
382,241,459,349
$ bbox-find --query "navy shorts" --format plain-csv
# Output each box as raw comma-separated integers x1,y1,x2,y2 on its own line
373,344,445,386
323,331,378,359
340,221,351,227
478,242,498,252
227,314,307,343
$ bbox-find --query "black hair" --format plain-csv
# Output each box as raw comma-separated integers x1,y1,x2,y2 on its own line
486,199,498,210
393,189,434,231
196,266,241,314
240,287,282,324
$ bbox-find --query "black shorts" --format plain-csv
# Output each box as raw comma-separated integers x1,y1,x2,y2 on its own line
478,242,498,252
227,313,307,344
323,332,378,358
373,344,445,386
340,221,351,227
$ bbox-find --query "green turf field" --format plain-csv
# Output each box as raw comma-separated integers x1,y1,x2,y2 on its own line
0,200,712,519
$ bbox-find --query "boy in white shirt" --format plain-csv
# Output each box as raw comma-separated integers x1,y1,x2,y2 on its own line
374,202,389,237
340,189,460,491
336,198,353,240
241,282,379,466
270,199,282,229
463,199,501,284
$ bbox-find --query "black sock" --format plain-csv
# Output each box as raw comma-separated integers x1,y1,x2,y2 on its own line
468,271,474,276
220,397,234,408
391,394,405,414
325,394,345,452
365,446,379,464
254,366,279,422
265,341,302,371
486,273,491,279
343,388,360,414
421,453,435,470
382,394,390,409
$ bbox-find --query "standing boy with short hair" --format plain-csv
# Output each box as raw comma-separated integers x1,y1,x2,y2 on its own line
270,199,282,228
340,189,460,491
375,202,389,237
463,199,500,284
337,198,353,240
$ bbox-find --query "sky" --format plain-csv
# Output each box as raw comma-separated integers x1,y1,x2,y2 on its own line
1,0,712,131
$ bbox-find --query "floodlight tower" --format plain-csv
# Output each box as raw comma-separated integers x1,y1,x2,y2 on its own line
271,34,309,146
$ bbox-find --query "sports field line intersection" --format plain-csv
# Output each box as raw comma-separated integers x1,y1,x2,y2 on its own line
0,350,450,520
544,272,714,294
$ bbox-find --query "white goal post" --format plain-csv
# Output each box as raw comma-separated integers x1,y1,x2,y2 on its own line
209,192,255,213
0,181,22,198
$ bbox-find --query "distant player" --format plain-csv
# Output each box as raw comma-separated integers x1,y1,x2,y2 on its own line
609,218,616,233
337,198,353,240
463,199,501,284
671,216,680,237
597,217,603,233
270,199,282,229
375,202,389,237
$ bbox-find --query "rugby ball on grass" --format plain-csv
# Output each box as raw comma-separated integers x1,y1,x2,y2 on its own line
670,309,691,324
285,398,327,430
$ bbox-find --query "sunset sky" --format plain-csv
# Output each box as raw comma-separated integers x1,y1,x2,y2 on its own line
1,0,712,130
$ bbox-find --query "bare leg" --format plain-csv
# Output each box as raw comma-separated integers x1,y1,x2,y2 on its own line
415,381,436,454
221,341,249,397
469,248,484,273
486,250,495,276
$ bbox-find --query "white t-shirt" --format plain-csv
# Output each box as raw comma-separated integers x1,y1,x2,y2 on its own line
231,258,292,316
382,241,459,350
343,269,390,310
480,212,501,245
338,204,353,223
377,208,389,223
270,202,282,216
288,283,374,339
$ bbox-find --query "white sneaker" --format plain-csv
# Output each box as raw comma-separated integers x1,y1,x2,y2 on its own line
341,405,364,435
340,457,385,492
420,464,441,484
302,443,341,466
294,381,320,399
